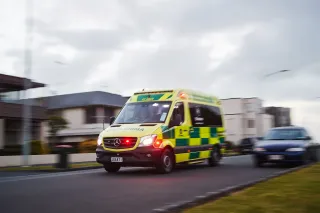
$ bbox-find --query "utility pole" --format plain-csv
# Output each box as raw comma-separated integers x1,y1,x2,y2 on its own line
261,69,291,132
21,0,33,167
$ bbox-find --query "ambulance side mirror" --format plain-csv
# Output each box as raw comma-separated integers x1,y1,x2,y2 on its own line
109,116,115,125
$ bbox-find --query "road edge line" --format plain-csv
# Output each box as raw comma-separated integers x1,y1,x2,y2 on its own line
152,163,314,213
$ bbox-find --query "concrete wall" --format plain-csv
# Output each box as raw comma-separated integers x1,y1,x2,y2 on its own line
0,153,97,167
0,119,4,149
45,108,105,143
262,114,274,136
63,108,85,128
224,114,243,145
221,99,243,114
222,97,269,144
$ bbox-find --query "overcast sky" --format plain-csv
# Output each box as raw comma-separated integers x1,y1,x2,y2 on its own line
1,0,320,138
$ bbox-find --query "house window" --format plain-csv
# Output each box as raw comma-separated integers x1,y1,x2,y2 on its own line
104,107,114,123
248,119,255,128
85,106,97,124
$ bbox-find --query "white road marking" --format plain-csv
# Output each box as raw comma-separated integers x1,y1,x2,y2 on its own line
0,155,249,183
0,167,139,183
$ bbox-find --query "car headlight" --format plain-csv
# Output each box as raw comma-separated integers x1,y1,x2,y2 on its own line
97,134,103,146
139,135,157,147
286,147,305,152
254,147,266,152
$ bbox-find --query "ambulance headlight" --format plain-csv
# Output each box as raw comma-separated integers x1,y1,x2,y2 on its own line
97,134,103,146
139,135,157,147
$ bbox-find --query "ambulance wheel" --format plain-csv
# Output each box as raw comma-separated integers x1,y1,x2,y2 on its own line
208,147,221,167
156,148,174,174
103,164,121,173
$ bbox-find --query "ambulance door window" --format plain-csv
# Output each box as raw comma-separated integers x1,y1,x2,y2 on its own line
189,103,205,127
169,102,185,127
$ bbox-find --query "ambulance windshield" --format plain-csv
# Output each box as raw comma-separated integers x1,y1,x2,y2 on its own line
114,101,172,124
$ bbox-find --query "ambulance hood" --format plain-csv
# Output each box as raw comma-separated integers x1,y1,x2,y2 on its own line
100,123,164,138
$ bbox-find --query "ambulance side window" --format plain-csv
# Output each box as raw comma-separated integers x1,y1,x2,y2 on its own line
189,103,205,127
169,102,185,127
189,103,222,127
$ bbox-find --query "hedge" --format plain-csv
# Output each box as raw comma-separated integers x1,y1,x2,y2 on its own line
78,139,97,153
0,140,49,156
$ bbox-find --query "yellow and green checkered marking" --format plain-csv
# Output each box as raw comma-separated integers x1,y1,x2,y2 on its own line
161,126,225,163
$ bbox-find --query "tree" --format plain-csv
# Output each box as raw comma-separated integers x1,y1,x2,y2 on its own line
48,116,68,144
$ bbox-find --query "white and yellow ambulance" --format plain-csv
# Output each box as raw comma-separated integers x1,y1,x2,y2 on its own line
96,89,226,173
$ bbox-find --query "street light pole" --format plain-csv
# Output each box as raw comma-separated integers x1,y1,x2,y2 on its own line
263,69,290,78
261,69,291,130
21,0,33,167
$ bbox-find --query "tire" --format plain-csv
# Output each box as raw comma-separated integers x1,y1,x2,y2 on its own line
103,164,121,173
156,148,175,174
208,147,221,167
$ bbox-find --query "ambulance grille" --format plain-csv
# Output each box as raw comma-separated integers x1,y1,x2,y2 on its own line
103,137,138,149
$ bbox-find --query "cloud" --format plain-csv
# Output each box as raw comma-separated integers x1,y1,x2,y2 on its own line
1,0,320,139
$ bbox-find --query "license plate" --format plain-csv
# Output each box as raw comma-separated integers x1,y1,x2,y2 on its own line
111,157,123,162
269,155,283,160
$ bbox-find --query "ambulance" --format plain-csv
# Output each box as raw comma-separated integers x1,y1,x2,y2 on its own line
96,89,226,174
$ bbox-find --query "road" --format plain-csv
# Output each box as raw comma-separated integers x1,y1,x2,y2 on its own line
0,155,292,213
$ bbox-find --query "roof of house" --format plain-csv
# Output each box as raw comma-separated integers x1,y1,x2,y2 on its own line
37,91,128,109
0,73,45,92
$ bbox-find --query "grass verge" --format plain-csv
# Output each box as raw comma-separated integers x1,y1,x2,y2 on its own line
0,162,102,172
185,163,320,213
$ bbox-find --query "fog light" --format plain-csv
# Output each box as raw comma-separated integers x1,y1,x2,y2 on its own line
146,154,151,157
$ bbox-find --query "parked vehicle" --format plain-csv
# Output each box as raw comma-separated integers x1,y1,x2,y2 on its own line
238,137,258,154
252,126,319,167
96,89,226,174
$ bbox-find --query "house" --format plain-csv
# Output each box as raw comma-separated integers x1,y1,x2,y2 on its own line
36,91,128,145
0,73,47,149
264,106,291,127
221,97,274,145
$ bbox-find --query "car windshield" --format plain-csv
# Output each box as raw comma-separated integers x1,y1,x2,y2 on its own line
264,129,306,140
113,101,172,124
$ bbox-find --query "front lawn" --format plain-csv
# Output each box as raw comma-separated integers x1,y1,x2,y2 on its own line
185,163,320,213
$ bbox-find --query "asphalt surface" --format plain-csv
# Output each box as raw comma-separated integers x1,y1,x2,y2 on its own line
0,155,293,213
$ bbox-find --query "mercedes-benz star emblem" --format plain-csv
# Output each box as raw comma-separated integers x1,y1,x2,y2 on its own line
113,138,121,147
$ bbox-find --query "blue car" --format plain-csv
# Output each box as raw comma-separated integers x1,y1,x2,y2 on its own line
252,126,319,167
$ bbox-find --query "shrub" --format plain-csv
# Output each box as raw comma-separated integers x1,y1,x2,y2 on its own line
78,139,97,153
0,140,49,156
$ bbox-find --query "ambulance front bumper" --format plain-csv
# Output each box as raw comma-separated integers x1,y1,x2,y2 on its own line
96,146,162,167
